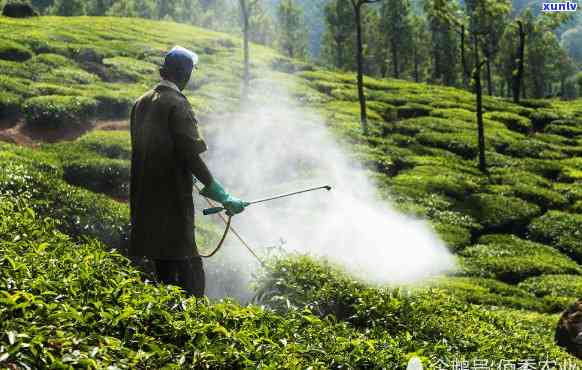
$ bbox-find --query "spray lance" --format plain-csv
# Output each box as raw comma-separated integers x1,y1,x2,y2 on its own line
194,184,332,265
202,185,332,215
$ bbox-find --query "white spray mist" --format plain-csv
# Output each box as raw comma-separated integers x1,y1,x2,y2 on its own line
196,83,457,302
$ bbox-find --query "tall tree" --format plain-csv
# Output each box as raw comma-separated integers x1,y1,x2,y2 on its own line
465,0,511,173
30,0,53,14
561,27,582,65
238,0,274,99
350,0,382,135
85,0,114,16
49,0,84,16
379,0,412,79
322,0,355,69
410,15,430,83
248,1,276,47
513,17,528,102
276,0,308,58
424,0,459,86
239,0,253,101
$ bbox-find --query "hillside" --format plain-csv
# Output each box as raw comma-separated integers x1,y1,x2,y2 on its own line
1,15,582,368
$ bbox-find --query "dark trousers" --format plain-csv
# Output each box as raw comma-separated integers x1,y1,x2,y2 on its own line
154,256,205,298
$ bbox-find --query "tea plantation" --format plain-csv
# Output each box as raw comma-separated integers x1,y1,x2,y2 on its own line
1,15,582,368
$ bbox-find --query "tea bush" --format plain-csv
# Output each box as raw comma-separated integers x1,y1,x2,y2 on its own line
255,256,580,364
76,130,131,160
62,157,130,198
0,153,129,252
459,193,541,232
392,165,481,200
484,111,532,133
518,274,582,300
546,123,582,138
456,234,582,283
2,14,582,367
0,198,412,368
0,91,21,118
22,95,99,127
425,276,549,312
0,38,32,61
528,211,582,263
530,109,562,130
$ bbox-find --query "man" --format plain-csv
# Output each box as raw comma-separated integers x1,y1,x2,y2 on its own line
129,45,247,297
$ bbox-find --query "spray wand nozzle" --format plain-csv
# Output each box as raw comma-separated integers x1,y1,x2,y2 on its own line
203,185,332,216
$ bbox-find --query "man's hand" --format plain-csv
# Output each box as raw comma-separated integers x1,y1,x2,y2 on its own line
199,179,249,216
223,198,249,216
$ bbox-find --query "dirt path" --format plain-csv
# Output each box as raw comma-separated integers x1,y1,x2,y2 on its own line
0,112,226,147
0,118,129,147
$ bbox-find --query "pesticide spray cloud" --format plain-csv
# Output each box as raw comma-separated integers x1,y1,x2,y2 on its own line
197,84,457,301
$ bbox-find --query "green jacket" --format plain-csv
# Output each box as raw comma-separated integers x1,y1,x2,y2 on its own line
129,83,207,259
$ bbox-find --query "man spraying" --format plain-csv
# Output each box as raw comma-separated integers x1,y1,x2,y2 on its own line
129,45,248,297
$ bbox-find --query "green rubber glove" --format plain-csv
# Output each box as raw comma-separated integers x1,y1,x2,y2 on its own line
199,179,249,216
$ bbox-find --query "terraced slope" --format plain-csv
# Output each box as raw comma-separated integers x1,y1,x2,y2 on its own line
1,15,582,368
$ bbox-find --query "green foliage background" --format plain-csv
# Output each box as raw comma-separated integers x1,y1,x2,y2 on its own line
0,13,581,369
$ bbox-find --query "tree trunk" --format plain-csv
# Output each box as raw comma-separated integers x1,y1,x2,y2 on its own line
240,0,250,101
513,20,525,104
461,25,468,89
473,36,487,173
413,47,419,83
354,3,368,134
392,42,399,78
336,38,344,69
486,55,493,96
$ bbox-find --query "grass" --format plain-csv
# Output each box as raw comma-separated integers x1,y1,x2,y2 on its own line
0,14,581,367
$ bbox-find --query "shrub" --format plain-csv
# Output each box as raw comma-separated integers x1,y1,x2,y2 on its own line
430,108,475,122
530,109,561,130
546,122,582,138
367,101,397,121
457,235,582,283
40,66,100,85
489,168,550,187
510,183,568,209
519,99,551,109
416,131,478,158
0,151,129,251
426,276,548,312
0,74,31,98
484,111,532,133
392,165,481,200
396,103,431,119
63,158,130,198
493,136,561,159
0,38,32,61
518,274,582,299
93,91,134,118
459,193,541,232
102,56,158,83
528,211,582,263
76,130,131,160
31,82,76,96
519,158,563,180
367,91,407,106
22,95,98,127
558,158,582,182
256,255,580,363
553,182,582,203
0,91,21,118
430,222,472,252
2,2,36,18
31,53,75,68
0,198,412,368
485,171,568,209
